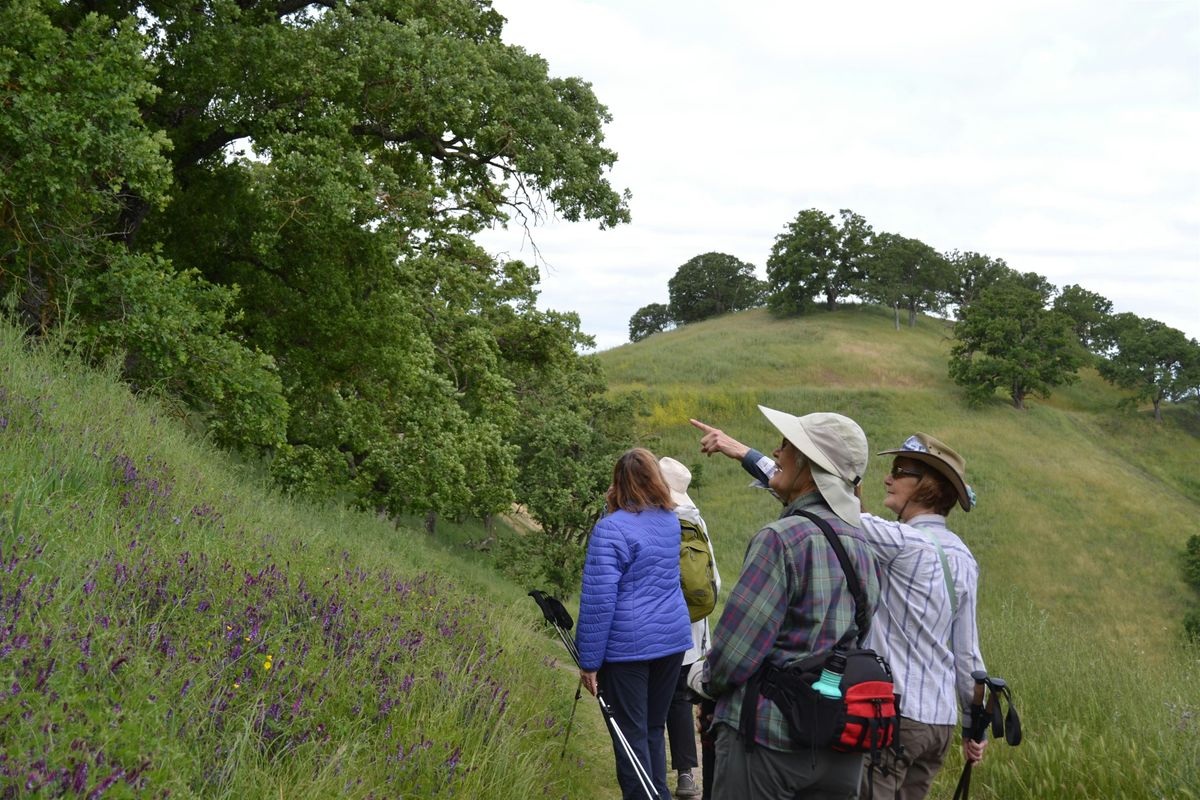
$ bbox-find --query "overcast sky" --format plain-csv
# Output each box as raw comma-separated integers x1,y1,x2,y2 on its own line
475,0,1200,351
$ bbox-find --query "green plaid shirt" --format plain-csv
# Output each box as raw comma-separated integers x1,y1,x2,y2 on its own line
706,493,881,750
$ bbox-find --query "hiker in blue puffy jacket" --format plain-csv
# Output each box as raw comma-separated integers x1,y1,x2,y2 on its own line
577,447,693,800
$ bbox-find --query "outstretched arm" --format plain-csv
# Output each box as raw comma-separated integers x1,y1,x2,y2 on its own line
690,418,777,485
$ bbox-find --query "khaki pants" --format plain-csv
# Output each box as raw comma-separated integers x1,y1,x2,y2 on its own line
861,717,953,800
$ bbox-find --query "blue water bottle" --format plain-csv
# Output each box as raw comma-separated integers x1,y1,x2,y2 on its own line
812,650,846,699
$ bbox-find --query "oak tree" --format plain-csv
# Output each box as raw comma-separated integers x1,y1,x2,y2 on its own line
767,208,873,314
667,252,765,324
1097,313,1200,421
628,302,673,342
949,277,1084,409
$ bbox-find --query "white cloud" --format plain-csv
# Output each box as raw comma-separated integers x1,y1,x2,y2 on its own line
478,0,1200,350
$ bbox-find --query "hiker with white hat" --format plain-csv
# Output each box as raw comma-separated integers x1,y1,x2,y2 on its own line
691,419,989,800
690,406,882,799
658,456,718,799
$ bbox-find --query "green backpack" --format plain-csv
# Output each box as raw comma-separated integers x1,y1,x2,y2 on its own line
680,519,717,622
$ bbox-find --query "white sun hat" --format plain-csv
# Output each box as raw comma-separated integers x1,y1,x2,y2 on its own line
758,405,867,528
658,456,695,508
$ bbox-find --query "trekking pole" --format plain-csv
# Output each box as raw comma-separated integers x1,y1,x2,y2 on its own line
953,672,1023,800
953,670,989,800
560,682,582,759
528,591,661,800
598,691,660,799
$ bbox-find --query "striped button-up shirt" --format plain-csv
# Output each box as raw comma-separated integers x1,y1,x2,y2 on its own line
858,512,985,726
705,493,881,750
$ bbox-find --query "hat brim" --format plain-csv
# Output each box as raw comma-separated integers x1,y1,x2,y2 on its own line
760,405,861,528
669,487,694,508
877,448,971,512
759,406,841,476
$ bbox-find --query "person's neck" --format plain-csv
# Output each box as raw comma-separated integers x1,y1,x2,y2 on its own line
784,480,820,505
900,505,936,523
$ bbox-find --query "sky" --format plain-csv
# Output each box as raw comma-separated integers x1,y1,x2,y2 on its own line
475,0,1200,351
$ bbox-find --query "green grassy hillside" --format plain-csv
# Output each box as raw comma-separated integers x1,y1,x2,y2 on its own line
0,322,619,799
4,304,1197,799
600,304,1200,798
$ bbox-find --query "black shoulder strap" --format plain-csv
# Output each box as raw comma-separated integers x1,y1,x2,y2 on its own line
790,508,870,647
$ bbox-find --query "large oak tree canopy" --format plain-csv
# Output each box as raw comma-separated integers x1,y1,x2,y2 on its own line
3,0,633,521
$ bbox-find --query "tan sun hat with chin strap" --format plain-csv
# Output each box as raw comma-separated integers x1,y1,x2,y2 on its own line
757,405,868,528
878,433,975,512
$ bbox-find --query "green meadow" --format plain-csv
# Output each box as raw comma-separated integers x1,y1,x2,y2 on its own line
600,304,1200,799
3,304,1198,798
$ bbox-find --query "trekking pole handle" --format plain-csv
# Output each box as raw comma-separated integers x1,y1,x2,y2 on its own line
966,670,988,742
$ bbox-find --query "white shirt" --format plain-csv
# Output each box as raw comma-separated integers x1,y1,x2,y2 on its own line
858,512,985,726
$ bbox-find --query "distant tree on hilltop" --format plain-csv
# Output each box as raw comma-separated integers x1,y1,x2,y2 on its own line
1054,284,1114,356
945,250,1011,315
667,252,765,324
767,209,873,314
949,276,1084,409
860,233,952,329
628,302,674,342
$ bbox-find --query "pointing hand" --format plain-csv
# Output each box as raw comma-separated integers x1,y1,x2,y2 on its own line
689,418,750,461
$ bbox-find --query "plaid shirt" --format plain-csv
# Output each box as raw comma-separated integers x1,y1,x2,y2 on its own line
706,493,882,750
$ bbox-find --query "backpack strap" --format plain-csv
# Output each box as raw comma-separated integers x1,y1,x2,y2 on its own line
738,666,765,751
912,521,958,616
789,508,871,647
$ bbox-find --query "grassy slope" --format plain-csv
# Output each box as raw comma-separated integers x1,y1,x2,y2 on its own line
5,302,1197,799
0,323,619,799
600,305,1200,798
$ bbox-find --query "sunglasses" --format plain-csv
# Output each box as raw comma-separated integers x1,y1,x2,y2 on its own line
889,465,924,480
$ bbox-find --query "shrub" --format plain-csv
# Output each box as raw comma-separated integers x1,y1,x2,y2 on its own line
1182,534,1200,591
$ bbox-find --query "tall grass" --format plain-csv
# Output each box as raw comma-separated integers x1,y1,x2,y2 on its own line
0,322,618,799
601,306,1200,799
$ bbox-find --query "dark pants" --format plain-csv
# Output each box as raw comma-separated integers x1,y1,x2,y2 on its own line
667,663,700,771
698,698,717,800
713,723,864,800
599,651,686,800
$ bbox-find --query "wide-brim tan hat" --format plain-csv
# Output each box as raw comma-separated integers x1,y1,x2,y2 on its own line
658,456,695,508
878,433,973,512
758,405,867,528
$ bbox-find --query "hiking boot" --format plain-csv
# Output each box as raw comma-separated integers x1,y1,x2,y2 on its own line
675,769,700,798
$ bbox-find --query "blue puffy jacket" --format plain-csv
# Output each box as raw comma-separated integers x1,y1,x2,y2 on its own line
575,508,692,670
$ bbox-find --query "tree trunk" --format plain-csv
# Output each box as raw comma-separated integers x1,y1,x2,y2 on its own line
424,510,438,535
1153,398,1162,422
826,290,837,311
1012,382,1025,410
907,302,917,328
893,303,901,331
